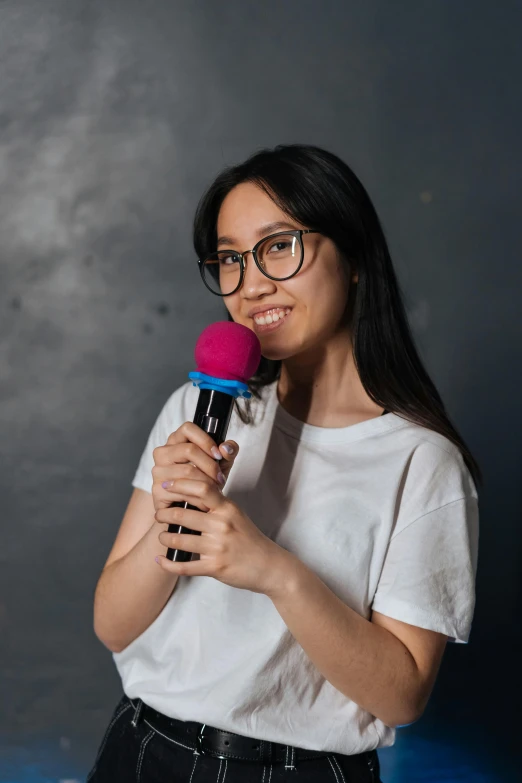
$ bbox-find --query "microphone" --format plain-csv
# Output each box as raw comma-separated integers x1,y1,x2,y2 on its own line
166,321,261,562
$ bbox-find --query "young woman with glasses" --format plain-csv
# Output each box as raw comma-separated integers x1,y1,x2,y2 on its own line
89,144,481,782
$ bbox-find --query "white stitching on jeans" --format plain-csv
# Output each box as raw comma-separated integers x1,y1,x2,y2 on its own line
101,703,131,748
331,755,347,783
267,763,273,783
221,758,228,782
216,758,222,783
131,699,143,727
136,730,154,782
143,719,195,752
188,752,199,783
284,744,296,771
327,755,341,783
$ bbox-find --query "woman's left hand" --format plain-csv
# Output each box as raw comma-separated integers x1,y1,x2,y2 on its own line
155,476,294,598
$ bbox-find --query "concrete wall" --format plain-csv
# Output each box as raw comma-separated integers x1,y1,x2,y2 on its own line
1,1,520,779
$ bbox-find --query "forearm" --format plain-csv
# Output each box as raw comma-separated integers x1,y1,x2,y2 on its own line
94,521,178,653
268,554,421,728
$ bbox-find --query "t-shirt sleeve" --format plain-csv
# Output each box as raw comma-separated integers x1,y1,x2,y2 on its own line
132,383,193,494
371,449,479,644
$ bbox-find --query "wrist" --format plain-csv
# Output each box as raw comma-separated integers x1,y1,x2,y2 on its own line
263,546,307,601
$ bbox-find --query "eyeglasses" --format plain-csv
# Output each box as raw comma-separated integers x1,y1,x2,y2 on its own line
198,229,320,296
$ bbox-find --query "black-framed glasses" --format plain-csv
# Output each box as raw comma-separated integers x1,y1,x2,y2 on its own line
198,229,321,296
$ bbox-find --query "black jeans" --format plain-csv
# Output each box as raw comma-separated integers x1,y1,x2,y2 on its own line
86,694,382,782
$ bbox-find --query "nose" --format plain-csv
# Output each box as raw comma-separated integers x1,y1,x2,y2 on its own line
241,251,277,298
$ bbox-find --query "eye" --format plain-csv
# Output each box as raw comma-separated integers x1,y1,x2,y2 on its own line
220,254,240,266
267,240,291,254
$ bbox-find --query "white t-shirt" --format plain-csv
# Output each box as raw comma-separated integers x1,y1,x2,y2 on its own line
113,379,479,756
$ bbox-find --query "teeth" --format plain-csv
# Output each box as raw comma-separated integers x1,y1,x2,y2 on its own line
253,307,290,325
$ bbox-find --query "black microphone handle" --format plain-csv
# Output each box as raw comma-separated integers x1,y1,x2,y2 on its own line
166,387,235,562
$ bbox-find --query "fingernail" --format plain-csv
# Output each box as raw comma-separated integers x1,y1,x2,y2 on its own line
221,443,234,455
217,471,226,485
155,556,160,564
211,446,221,459
162,480,173,489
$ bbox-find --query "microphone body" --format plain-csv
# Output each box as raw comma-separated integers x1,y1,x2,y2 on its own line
166,387,235,562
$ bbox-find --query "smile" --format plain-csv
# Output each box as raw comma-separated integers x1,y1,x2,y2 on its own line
252,307,292,332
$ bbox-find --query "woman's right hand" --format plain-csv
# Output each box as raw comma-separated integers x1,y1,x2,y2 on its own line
151,422,239,514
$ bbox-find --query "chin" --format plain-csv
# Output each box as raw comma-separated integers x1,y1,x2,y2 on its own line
260,344,300,362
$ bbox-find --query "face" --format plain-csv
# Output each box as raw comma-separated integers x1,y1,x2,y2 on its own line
216,182,357,362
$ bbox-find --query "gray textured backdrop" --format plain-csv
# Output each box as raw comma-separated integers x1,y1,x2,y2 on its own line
1,0,521,780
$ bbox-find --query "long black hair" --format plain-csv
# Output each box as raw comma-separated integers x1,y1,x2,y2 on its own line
192,143,483,489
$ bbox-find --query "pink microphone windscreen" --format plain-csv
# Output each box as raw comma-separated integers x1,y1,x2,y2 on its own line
194,321,261,383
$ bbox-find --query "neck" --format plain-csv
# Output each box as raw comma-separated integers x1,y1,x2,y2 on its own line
277,330,383,427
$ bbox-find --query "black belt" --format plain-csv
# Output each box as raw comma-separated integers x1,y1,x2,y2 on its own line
129,696,342,765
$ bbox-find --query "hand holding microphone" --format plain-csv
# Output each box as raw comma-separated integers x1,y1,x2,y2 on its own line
151,422,239,515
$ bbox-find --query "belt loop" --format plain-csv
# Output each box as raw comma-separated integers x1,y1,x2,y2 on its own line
258,739,273,765
131,698,143,727
284,744,297,771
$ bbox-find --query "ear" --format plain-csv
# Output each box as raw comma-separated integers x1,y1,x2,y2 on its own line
347,257,358,283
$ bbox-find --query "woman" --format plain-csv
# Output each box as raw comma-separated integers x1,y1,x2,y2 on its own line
89,144,480,783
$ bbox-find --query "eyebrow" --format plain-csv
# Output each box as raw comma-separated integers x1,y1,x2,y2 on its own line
216,221,299,248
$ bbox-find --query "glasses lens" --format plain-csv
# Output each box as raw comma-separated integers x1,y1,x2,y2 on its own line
257,233,302,279
201,233,303,295
201,252,241,295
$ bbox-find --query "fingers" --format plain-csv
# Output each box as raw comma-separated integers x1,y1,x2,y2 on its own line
217,440,239,480
153,440,220,479
160,477,223,513
154,462,224,499
151,423,240,515
153,464,227,511
155,554,215,577
153,424,240,486
158,493,210,512
166,422,222,458
158,531,208,555
156,504,229,532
